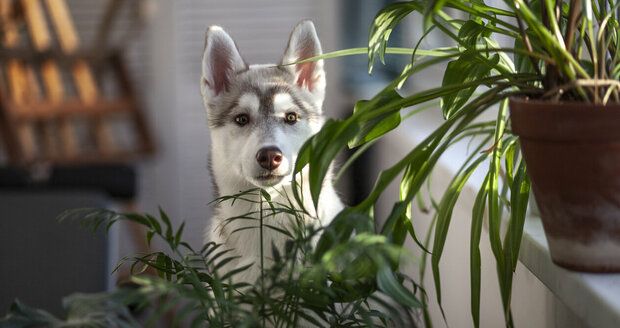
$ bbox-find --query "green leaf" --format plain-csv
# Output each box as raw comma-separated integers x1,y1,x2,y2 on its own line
470,175,489,328
142,214,161,234
504,158,530,272
380,201,410,247
174,222,185,247
458,19,492,48
376,266,422,308
441,52,500,119
158,208,173,241
293,118,360,209
293,46,452,64
124,213,153,230
424,0,448,30
487,102,507,264
146,230,155,246
314,210,373,260
486,99,517,326
348,89,403,148
0,299,61,327
431,153,488,312
369,2,422,73
513,35,537,74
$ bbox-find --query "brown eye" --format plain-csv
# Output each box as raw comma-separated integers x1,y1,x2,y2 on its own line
284,112,299,124
235,114,249,126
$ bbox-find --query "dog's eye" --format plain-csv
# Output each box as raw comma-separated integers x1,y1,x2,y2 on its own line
234,114,249,126
284,112,299,124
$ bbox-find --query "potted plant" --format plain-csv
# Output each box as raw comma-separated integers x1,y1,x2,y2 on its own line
508,2,620,272
292,0,620,326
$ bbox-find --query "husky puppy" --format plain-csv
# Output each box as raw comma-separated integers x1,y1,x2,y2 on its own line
200,20,344,284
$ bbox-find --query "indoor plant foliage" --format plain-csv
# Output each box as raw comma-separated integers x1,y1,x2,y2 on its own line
0,190,421,328
294,0,620,327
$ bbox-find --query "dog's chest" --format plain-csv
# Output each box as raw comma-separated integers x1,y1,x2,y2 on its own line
211,193,314,259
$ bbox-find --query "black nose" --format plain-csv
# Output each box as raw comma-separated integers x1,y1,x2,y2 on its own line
256,147,283,171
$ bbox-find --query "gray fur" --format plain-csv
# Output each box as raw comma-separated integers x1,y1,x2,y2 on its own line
206,65,322,129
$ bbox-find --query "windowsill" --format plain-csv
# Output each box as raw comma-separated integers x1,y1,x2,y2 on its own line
519,214,620,328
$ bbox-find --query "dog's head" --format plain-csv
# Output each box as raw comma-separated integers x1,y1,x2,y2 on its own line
201,21,326,189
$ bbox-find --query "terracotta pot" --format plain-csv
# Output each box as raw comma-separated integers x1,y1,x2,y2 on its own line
510,98,620,272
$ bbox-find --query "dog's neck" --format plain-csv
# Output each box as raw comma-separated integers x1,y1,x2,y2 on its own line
211,162,321,218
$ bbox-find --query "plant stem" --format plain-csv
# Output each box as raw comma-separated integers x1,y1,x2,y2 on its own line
515,10,543,76
565,0,582,55
259,189,266,327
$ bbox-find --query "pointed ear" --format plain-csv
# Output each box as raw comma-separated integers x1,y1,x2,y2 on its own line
201,26,247,100
281,20,325,103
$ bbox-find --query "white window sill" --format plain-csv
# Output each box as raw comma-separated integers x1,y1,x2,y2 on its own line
519,214,620,327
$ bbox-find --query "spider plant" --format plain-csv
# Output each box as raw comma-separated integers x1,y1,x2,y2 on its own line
293,0,619,327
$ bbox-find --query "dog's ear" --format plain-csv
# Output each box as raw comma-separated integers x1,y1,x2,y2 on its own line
201,26,247,99
281,20,325,104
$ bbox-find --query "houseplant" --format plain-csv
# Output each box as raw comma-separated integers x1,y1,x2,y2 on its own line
3,0,619,327
293,0,620,326
0,190,422,328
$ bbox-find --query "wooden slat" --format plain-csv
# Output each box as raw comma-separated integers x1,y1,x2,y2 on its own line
9,98,134,121
0,48,114,65
44,0,114,154
21,0,78,156
21,0,51,50
43,0,78,53
19,149,149,166
0,1,18,46
1,1,38,161
26,66,58,156
6,62,26,104
45,0,98,100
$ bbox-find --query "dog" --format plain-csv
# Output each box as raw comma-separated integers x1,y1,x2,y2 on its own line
200,20,344,285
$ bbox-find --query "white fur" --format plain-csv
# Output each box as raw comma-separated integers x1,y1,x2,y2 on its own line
200,21,343,285
273,93,295,114
238,93,260,111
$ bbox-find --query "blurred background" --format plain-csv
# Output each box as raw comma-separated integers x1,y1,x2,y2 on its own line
0,0,416,317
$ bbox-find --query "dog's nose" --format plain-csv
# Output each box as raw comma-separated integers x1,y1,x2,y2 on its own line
256,147,283,171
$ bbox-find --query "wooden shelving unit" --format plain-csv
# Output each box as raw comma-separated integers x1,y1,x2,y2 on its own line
0,0,153,166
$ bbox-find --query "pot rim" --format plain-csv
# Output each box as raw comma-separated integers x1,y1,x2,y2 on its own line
509,96,620,110
509,96,620,141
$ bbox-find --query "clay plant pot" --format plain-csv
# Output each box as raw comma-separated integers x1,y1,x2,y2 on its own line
510,98,620,272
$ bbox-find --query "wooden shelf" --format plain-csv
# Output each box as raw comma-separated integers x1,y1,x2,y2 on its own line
0,0,154,166
9,99,134,121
